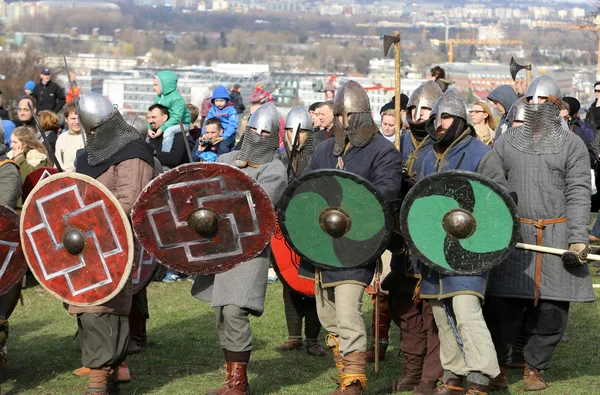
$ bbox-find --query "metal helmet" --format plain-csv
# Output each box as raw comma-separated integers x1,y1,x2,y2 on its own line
284,106,312,149
407,81,443,123
430,91,468,129
78,92,116,131
124,115,149,137
333,80,371,129
506,96,526,126
247,102,280,136
525,75,561,104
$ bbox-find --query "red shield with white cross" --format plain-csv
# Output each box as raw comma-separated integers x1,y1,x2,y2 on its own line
22,167,59,204
131,162,276,275
20,173,133,306
132,246,158,295
0,205,28,296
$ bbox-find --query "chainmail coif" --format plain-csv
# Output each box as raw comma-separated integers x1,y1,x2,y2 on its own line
504,101,569,155
286,133,315,177
333,113,379,156
86,110,144,166
236,126,280,168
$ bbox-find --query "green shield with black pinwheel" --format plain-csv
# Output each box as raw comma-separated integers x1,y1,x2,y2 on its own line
400,171,520,275
278,170,392,270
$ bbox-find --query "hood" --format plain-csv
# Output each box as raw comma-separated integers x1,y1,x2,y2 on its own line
211,85,231,104
488,85,518,112
155,71,179,96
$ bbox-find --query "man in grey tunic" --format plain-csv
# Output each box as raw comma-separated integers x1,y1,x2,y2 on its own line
484,75,594,391
192,102,287,395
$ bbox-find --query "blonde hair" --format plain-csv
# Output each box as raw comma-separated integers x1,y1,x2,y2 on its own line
473,101,496,130
12,126,49,160
381,109,396,118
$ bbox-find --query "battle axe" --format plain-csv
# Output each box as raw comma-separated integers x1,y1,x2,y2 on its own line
510,56,532,86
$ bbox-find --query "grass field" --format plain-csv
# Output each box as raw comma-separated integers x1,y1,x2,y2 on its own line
1,276,599,395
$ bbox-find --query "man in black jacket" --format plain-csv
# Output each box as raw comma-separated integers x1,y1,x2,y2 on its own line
147,104,188,170
32,67,66,113
0,89,9,120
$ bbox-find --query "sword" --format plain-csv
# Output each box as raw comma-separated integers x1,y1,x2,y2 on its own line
374,258,381,373
27,101,64,173
180,121,194,163
63,54,86,146
287,123,301,179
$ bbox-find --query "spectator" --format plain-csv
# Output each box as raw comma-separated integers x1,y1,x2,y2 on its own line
66,71,81,103
230,84,246,117
308,102,322,132
2,120,15,149
380,93,409,132
470,101,496,146
24,80,35,96
192,117,223,163
55,103,85,172
200,89,213,126
32,67,66,113
8,126,50,184
149,70,192,153
380,109,397,144
0,89,8,120
202,85,238,154
313,101,334,146
249,81,273,105
187,103,202,142
15,95,36,128
37,110,60,154
430,66,452,92
585,82,600,135
487,85,518,138
0,122,21,209
147,104,188,170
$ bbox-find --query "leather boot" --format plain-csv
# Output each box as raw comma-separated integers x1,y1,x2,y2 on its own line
523,364,548,391
305,339,327,357
412,380,438,395
74,362,131,383
274,339,303,351
376,353,422,393
465,382,489,395
84,367,112,395
206,361,233,395
432,378,464,395
338,352,367,395
325,334,344,384
365,342,389,363
128,305,146,355
107,367,121,395
508,349,526,368
488,365,508,391
222,362,250,395
328,381,365,395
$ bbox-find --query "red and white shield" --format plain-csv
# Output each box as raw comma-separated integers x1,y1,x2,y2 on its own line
22,166,59,204
132,246,158,295
20,172,133,306
131,162,276,275
0,205,28,296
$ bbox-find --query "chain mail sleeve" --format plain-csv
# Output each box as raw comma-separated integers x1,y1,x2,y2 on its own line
565,135,592,244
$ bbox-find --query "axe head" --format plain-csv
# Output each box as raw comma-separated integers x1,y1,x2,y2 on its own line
383,35,401,57
510,56,531,81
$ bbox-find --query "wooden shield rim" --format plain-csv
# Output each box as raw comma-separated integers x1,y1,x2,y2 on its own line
278,169,393,270
399,170,520,275
131,162,276,275
0,205,28,296
20,172,134,306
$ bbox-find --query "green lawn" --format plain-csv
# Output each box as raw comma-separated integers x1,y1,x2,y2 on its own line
1,279,599,394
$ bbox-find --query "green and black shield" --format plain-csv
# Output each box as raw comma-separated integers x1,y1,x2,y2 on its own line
278,170,392,270
400,171,519,275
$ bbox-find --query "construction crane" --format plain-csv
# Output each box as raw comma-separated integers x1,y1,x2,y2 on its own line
430,39,525,63
530,21,600,80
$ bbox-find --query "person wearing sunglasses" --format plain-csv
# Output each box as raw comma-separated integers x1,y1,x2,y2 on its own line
470,101,496,147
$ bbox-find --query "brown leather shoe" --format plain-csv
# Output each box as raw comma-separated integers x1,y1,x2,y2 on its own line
508,350,526,368
221,362,249,395
206,362,233,395
328,381,365,395
127,338,142,355
413,381,438,395
74,366,90,377
489,365,509,391
306,341,327,357
523,365,548,391
465,382,489,395
274,339,302,352
116,362,131,383
433,378,464,395
365,343,388,362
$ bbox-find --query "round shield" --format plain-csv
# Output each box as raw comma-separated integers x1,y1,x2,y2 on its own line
400,171,519,275
20,172,134,306
132,246,158,295
271,214,315,297
0,205,28,296
278,169,392,270
131,162,276,275
22,167,59,203
0,281,23,320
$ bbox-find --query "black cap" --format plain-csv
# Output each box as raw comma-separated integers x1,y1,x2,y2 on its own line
41,67,51,75
233,84,241,90
562,96,580,117
380,94,409,114
309,102,321,112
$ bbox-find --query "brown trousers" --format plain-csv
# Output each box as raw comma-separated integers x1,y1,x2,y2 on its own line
389,291,442,382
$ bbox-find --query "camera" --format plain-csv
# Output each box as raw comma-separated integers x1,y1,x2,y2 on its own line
199,139,213,146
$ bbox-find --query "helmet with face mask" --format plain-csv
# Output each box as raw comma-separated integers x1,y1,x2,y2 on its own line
332,80,371,129
504,75,568,154
78,92,142,166
236,102,280,168
284,106,313,151
505,97,526,127
407,81,443,140
425,91,470,146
